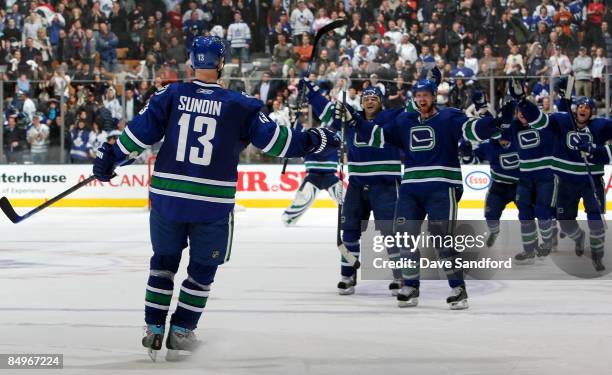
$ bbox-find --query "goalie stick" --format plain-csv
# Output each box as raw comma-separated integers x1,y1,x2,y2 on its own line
281,18,347,174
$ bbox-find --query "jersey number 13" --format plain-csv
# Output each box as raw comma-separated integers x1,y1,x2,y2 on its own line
176,113,216,166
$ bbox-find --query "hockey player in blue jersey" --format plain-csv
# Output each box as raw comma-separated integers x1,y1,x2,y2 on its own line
92,36,339,361
341,78,501,309
282,117,343,226
521,95,611,271
466,131,521,247
301,78,404,296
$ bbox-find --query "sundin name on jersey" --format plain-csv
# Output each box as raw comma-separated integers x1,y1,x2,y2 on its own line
178,96,222,116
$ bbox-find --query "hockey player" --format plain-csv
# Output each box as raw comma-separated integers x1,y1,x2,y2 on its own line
300,78,404,296
282,118,343,226
520,95,611,271
92,36,339,361
467,131,520,247
340,78,502,309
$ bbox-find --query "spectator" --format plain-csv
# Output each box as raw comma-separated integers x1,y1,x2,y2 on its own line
464,48,479,75
290,0,313,45
88,121,108,159
227,11,251,63
585,0,605,48
527,43,548,88
312,8,331,35
294,33,314,69
446,22,464,64
592,47,606,101
504,44,525,76
3,115,27,164
79,29,97,66
109,1,129,47
374,36,398,67
96,22,118,72
26,113,50,164
396,34,417,65
124,87,142,123
541,96,558,114
533,0,556,18
21,37,40,62
478,45,498,74
602,22,612,60
530,21,550,50
273,33,293,63
573,47,593,98
69,119,91,164
23,12,43,41
16,74,31,96
103,87,122,126
268,99,291,127
49,68,71,101
448,78,471,109
20,90,37,121
252,72,276,110
165,36,188,66
549,45,572,78
386,76,408,108
532,6,553,28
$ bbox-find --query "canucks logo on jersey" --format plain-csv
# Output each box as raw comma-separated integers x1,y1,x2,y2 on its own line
409,126,435,151
517,129,540,149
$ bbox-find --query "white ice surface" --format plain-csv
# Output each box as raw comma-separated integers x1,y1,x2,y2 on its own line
1,207,611,375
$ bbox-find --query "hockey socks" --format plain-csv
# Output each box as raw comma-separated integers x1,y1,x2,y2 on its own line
145,270,175,325
170,277,210,330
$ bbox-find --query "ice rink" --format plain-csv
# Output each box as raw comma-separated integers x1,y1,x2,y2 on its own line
1,207,611,375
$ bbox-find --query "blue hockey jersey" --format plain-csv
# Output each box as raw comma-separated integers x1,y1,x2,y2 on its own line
474,140,520,184
504,116,555,180
306,89,402,186
355,108,499,192
295,122,338,174
525,105,612,182
111,80,316,222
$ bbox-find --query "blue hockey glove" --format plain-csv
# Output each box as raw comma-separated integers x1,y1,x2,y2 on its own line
429,66,442,86
334,101,357,127
306,127,340,155
298,77,319,95
93,142,117,182
497,100,517,130
508,78,526,101
576,138,596,155
471,89,487,110
556,77,568,98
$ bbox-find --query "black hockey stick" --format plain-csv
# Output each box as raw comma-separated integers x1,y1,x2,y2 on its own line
337,91,361,270
0,175,97,223
1,154,135,224
281,19,347,174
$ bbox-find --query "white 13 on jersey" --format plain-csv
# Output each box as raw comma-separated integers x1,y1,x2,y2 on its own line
176,113,217,166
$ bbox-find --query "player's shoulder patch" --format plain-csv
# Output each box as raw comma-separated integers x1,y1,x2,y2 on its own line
154,84,170,96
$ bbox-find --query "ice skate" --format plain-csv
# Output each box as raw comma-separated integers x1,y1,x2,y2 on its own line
447,286,469,310
551,226,559,251
142,324,165,362
397,286,419,307
514,250,535,265
592,254,605,273
337,276,355,295
536,243,552,257
165,325,201,361
575,229,585,257
486,231,499,247
388,279,403,296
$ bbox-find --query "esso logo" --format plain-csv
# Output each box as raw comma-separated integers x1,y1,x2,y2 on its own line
465,171,491,190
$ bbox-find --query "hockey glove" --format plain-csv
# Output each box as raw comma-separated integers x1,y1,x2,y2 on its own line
93,142,117,182
334,101,357,127
576,138,596,156
458,139,473,158
306,127,340,155
556,77,568,98
298,77,319,95
429,66,442,86
496,100,517,130
471,89,487,111
508,78,526,101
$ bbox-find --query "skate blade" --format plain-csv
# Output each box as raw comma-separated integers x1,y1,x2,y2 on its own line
147,348,159,362
449,299,469,310
338,286,355,295
397,297,418,308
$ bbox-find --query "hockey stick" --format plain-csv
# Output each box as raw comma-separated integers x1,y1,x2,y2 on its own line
0,156,135,224
337,91,361,271
281,19,347,174
560,72,607,226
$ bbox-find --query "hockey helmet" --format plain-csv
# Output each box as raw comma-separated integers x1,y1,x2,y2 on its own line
190,36,226,70
412,79,437,97
362,86,383,102
575,96,595,110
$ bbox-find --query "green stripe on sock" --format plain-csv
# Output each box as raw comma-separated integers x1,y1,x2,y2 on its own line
179,291,208,308
146,290,172,305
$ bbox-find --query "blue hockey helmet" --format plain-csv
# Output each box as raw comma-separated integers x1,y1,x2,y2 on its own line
575,96,595,110
412,79,437,97
362,86,383,102
190,36,226,70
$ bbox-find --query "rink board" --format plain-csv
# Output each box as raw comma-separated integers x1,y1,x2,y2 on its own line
2,164,612,208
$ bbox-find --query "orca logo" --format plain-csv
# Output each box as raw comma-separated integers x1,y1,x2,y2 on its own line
517,129,540,149
566,131,592,151
499,153,520,170
409,126,435,151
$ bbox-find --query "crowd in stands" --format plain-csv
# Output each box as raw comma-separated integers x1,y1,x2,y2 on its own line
1,0,611,164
